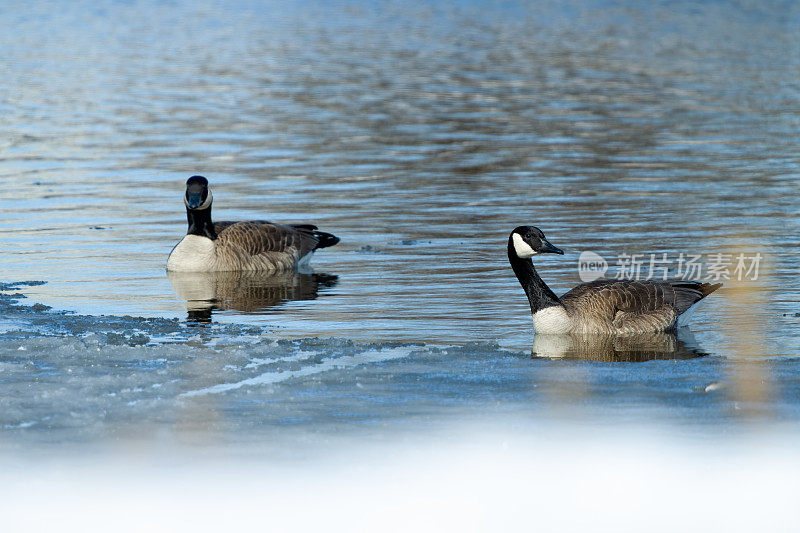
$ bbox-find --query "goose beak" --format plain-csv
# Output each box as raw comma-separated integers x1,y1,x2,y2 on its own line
186,192,203,209
540,239,564,255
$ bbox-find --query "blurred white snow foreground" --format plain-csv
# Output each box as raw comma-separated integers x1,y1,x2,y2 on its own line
1,425,798,533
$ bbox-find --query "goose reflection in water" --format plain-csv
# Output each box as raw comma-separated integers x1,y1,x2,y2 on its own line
531,329,708,362
167,270,338,322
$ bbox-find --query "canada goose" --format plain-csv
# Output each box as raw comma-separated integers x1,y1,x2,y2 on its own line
508,226,721,335
167,176,340,272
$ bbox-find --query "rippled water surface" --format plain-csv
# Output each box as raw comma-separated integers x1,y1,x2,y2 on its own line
1,0,799,451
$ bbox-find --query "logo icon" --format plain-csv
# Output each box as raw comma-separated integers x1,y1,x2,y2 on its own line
578,251,608,282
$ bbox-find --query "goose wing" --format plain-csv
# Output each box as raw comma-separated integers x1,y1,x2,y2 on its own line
560,280,721,333
214,221,319,264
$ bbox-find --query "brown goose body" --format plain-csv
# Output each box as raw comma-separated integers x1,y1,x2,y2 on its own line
559,279,721,335
508,226,721,335
209,221,322,271
167,176,339,272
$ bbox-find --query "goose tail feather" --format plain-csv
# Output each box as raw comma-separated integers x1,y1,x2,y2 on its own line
288,224,340,250
698,282,723,298
312,230,340,250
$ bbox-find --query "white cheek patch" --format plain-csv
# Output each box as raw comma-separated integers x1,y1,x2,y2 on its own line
185,189,213,210
512,233,537,258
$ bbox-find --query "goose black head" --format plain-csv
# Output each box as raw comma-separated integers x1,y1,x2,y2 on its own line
184,175,212,210
509,226,564,259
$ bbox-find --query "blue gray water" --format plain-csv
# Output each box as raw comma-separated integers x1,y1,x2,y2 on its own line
1,0,799,451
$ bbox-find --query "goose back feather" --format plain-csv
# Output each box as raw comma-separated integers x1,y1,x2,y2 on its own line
209,221,327,271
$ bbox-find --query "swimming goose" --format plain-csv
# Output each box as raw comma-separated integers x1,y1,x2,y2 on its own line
508,226,721,335
167,176,340,272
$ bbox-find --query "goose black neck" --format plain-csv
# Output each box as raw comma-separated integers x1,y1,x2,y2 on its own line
186,206,217,240
508,242,562,313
